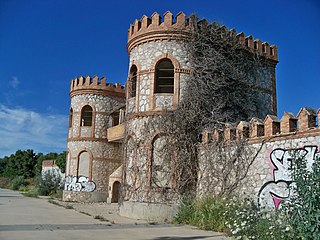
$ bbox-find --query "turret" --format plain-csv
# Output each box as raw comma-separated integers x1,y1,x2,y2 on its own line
64,75,125,203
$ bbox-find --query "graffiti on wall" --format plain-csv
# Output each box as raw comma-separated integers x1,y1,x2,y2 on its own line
258,146,319,209
64,175,96,192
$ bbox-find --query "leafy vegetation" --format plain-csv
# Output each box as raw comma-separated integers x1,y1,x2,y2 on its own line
0,149,65,198
175,154,320,240
37,171,62,196
281,153,320,239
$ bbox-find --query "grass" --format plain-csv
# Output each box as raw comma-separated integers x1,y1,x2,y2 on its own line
20,186,39,198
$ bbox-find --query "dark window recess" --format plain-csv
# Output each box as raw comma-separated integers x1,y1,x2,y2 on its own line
81,105,93,126
129,65,137,98
155,59,174,93
111,112,120,126
69,108,73,128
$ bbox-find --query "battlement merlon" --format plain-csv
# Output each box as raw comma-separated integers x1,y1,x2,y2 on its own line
70,76,125,99
202,107,320,144
127,11,278,62
127,11,192,52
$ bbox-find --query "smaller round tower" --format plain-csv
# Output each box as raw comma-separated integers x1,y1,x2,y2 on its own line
63,76,125,202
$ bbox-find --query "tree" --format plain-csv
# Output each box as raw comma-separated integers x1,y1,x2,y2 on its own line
152,16,270,198
55,151,66,173
3,150,37,179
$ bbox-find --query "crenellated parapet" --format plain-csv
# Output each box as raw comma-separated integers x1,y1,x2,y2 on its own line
70,76,125,98
127,11,192,52
202,107,320,144
127,11,278,62
236,32,278,62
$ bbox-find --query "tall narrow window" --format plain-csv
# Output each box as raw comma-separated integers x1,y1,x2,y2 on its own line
155,59,174,93
68,108,73,128
78,151,89,177
81,105,93,126
129,65,137,98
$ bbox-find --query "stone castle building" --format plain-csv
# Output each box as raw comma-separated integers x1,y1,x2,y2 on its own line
63,12,319,221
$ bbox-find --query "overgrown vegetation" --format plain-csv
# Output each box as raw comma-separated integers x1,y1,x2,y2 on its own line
37,171,63,196
149,15,272,199
175,154,320,240
0,149,65,198
281,153,320,239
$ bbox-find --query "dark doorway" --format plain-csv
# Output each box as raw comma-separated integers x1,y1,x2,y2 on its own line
111,181,121,203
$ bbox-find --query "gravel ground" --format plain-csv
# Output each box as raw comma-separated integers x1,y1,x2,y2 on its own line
48,199,149,225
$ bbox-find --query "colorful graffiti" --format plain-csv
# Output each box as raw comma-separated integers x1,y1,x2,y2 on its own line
258,146,319,209
64,175,96,192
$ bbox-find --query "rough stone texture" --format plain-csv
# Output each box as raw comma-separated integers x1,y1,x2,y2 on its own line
119,201,178,223
63,190,108,203
155,95,173,110
65,90,124,202
130,40,190,70
123,116,178,204
197,134,320,209
127,39,190,113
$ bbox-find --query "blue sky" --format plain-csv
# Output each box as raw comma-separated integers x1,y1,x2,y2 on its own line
0,0,319,157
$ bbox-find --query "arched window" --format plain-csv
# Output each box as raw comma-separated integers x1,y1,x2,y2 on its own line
68,108,73,128
129,65,137,98
81,105,93,126
151,135,171,188
78,151,90,177
155,59,174,93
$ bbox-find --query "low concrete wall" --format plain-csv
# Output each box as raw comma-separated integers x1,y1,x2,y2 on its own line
119,201,178,223
63,190,108,203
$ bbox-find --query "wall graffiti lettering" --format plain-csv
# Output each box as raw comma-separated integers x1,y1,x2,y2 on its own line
258,145,319,209
64,175,96,192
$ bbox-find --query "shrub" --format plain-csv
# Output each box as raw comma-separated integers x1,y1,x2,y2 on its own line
21,186,39,198
11,176,26,190
224,198,295,240
0,176,11,189
37,170,62,196
281,153,320,239
175,196,230,232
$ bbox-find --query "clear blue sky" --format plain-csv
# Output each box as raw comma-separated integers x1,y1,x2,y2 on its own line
0,0,319,157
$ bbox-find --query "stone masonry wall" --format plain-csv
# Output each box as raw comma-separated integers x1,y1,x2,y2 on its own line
123,116,178,204
198,108,320,209
65,91,124,201
128,39,190,113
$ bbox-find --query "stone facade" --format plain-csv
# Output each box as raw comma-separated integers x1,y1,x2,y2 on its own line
198,108,320,209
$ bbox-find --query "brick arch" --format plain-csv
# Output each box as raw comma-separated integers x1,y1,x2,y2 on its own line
151,54,180,69
127,64,139,99
149,133,172,188
150,54,181,109
75,148,93,180
128,60,142,73
78,103,96,137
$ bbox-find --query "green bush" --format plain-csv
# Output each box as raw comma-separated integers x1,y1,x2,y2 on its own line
175,196,230,232
21,186,39,198
281,154,320,239
175,195,297,239
11,176,26,190
0,176,11,189
37,171,62,196
224,198,295,240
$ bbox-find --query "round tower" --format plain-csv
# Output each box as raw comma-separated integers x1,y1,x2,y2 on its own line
120,11,192,220
63,76,125,202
